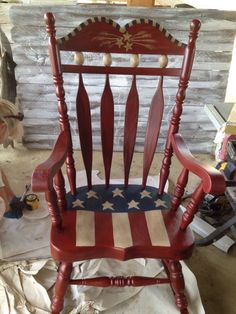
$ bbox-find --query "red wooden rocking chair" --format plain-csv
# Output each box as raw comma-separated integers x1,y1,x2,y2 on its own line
32,13,226,314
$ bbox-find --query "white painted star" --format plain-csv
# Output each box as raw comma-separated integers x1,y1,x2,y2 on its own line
102,201,114,210
86,190,98,199
128,200,140,209
112,188,124,198
155,199,167,208
140,190,152,199
72,199,85,208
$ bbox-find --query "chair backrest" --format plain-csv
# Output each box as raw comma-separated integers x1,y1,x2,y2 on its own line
45,13,200,194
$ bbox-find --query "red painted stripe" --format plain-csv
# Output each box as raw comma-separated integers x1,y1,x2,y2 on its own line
95,212,114,247
128,211,152,246
62,211,77,249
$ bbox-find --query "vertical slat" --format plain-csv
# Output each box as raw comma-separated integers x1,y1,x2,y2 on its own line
101,74,114,188
142,76,164,188
76,73,93,189
123,75,139,187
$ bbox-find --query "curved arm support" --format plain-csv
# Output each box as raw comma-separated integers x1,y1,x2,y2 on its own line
32,131,68,192
171,133,226,195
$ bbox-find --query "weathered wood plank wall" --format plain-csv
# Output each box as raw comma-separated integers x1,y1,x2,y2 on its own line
9,5,236,152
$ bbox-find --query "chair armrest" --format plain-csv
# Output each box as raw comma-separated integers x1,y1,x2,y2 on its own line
31,131,68,192
171,133,226,195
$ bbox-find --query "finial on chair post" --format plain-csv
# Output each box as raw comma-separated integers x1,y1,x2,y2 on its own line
44,12,56,37
188,19,201,44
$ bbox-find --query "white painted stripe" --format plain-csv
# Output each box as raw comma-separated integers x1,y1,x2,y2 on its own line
145,210,170,246
76,210,95,246
112,213,133,248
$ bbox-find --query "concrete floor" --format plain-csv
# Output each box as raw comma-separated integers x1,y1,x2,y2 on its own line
1,143,236,314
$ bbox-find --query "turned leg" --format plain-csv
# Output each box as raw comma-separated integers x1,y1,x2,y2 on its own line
163,259,188,314
51,262,72,314
171,168,189,211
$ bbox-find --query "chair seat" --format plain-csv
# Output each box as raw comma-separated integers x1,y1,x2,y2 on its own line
51,184,194,261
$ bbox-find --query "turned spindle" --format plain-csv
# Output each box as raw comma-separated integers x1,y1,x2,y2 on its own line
130,54,139,67
103,53,112,66
74,52,84,65
159,55,168,68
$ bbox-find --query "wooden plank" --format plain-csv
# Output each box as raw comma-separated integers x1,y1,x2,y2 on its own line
9,6,236,29
22,135,215,153
15,73,228,90
127,0,155,7
8,5,235,152
17,85,226,104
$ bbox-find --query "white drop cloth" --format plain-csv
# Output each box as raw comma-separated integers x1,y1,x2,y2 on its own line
0,171,204,313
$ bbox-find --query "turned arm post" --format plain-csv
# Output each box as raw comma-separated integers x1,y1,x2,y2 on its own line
171,167,189,211
180,183,205,230
45,188,63,229
45,12,76,195
54,169,67,211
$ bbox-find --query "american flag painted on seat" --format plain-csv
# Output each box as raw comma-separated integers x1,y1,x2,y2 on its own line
66,184,171,248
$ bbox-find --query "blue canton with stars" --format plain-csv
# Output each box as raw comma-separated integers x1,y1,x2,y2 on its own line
66,184,171,212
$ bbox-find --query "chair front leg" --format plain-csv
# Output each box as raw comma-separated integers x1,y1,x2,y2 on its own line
51,262,73,314
163,260,188,314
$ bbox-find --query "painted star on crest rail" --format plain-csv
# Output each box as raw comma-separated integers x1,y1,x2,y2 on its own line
155,199,167,208
116,37,124,48
102,201,114,210
140,190,152,199
86,190,99,199
124,41,133,51
123,32,132,41
72,199,85,208
128,200,140,209
112,188,124,198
